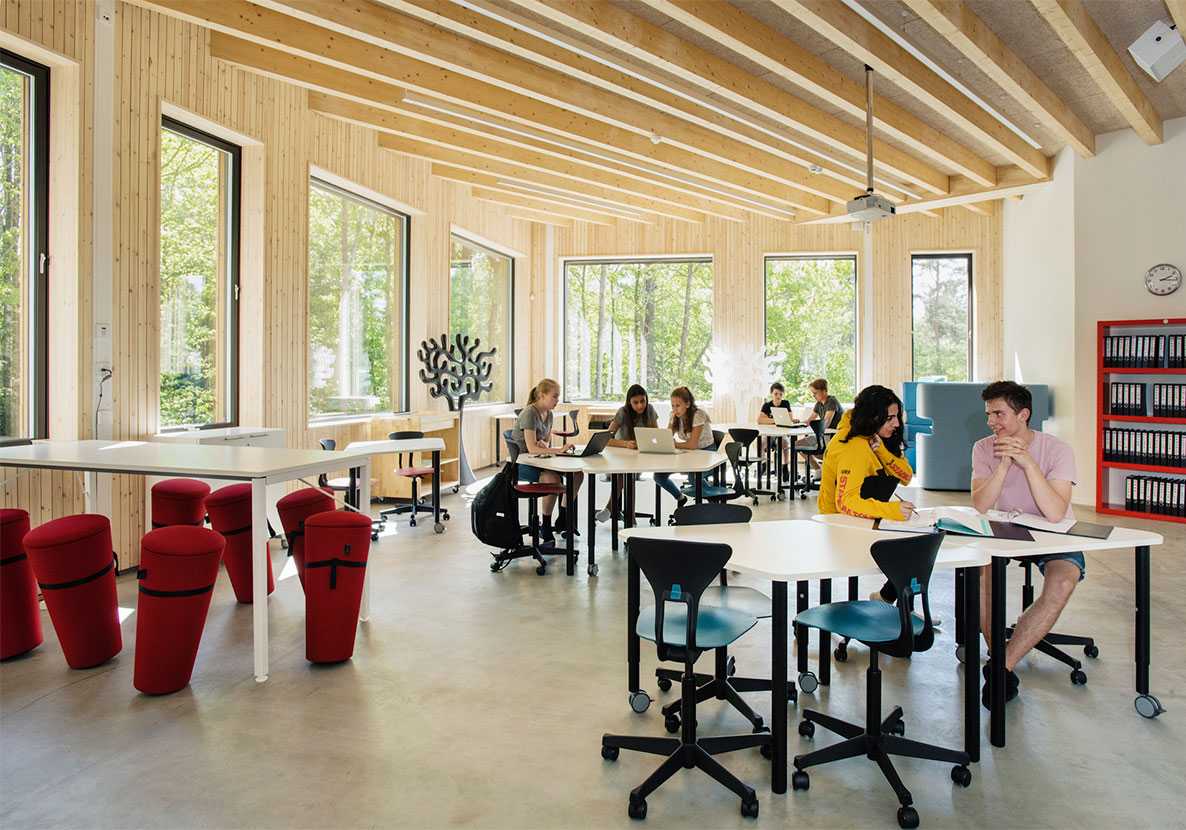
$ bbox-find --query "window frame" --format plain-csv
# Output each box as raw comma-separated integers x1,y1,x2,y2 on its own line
909,252,974,383
306,176,411,424
158,115,242,432
762,253,859,404
449,233,515,405
561,255,714,404
1,49,50,440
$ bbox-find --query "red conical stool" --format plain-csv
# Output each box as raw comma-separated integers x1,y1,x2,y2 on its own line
304,510,371,663
277,488,335,590
134,526,225,695
150,478,210,528
1,508,43,660
23,514,121,669
205,484,274,604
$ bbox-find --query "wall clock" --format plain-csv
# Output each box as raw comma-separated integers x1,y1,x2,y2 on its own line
1145,263,1181,296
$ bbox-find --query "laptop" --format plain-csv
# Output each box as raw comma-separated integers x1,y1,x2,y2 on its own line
635,427,681,454
562,430,611,458
770,407,795,427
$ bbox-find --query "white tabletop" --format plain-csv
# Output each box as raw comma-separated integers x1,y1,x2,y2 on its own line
812,511,1163,555
717,421,814,438
516,445,727,475
342,437,446,455
621,519,989,581
153,426,284,442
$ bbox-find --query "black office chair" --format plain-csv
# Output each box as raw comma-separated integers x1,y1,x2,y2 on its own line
317,438,383,541
489,429,566,575
602,537,766,820
727,428,775,505
552,408,581,442
1007,558,1096,684
790,531,972,829
378,430,445,528
655,503,796,735
677,441,743,504
794,419,830,499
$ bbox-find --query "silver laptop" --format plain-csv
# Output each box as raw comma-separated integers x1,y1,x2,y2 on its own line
635,427,681,454
770,407,795,427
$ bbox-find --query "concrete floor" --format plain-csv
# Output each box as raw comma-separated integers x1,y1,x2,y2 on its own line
1,476,1183,829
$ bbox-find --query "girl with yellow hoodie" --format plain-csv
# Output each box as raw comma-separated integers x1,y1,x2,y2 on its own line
817,385,916,521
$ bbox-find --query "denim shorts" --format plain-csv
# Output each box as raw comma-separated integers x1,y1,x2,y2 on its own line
1026,551,1086,581
517,463,543,484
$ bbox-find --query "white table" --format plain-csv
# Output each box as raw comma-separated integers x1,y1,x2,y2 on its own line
621,519,989,793
717,422,815,501
0,439,380,683
517,446,728,576
343,437,449,533
813,510,1167,744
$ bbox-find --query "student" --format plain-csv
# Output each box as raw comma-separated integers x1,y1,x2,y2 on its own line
595,385,659,523
511,378,584,542
756,381,792,423
972,381,1080,710
654,386,714,507
800,378,844,479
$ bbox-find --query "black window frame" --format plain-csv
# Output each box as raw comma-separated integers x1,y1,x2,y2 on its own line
1,49,50,440
910,252,974,382
158,115,242,432
449,233,515,405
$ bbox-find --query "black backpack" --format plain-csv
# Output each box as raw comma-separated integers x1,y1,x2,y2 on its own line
471,462,523,550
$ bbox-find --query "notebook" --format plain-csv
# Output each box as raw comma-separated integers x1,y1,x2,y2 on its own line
986,511,1113,540
876,507,1034,540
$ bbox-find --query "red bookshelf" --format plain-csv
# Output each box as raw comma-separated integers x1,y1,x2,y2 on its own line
1097,317,1186,523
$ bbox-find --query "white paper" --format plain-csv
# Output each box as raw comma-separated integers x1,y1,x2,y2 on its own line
987,509,1075,534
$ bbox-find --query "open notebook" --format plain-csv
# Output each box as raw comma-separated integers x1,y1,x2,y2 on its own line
987,510,1114,539
875,507,1034,540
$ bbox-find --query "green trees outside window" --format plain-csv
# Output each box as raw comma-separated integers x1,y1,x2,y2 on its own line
449,236,512,404
765,256,857,405
564,259,713,403
912,254,972,382
308,180,407,420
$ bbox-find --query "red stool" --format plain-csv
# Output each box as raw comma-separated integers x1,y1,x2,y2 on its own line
1,508,43,660
303,510,371,663
277,488,336,590
22,514,121,669
134,526,224,694
150,478,211,528
205,484,274,604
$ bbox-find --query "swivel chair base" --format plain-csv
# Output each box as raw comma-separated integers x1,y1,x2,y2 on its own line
1007,560,1097,685
655,647,797,733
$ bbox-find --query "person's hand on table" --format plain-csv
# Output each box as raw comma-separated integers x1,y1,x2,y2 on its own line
898,500,917,519
624,440,637,450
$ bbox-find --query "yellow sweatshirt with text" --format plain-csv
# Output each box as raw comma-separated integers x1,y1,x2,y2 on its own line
817,411,914,520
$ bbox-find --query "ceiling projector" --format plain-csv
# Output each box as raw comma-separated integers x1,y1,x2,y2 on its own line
1129,20,1185,83
847,191,896,222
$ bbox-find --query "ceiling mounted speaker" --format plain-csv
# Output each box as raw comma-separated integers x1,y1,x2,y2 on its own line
1128,20,1186,83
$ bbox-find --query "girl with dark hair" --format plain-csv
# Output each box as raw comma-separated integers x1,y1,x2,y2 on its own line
595,385,660,523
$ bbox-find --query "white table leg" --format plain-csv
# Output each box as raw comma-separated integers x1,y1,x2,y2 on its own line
85,471,99,513
359,458,372,622
251,477,269,682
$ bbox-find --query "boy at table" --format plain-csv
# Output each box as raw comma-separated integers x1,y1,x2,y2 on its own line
971,381,1081,709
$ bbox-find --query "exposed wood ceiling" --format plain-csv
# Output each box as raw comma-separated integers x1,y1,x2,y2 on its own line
129,0,1186,227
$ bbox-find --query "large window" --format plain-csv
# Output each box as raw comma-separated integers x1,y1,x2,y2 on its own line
912,253,972,382
449,235,512,403
564,258,713,402
764,256,857,404
0,50,49,440
158,117,240,429
308,179,408,421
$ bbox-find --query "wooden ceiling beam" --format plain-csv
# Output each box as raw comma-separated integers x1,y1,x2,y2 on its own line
1167,0,1186,34
902,0,1095,157
166,2,833,216
470,188,640,226
1030,0,1163,144
387,0,941,198
639,0,995,186
432,165,646,224
308,92,797,220
507,211,573,229
769,0,1049,178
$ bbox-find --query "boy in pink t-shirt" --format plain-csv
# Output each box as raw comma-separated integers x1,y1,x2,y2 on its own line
971,381,1081,710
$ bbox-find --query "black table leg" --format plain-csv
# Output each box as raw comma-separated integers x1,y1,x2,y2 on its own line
587,472,597,576
1135,545,1151,697
772,580,788,794
695,472,703,504
564,472,575,576
626,474,636,529
962,566,981,763
847,575,858,600
432,450,442,528
818,578,831,685
796,580,809,675
611,474,620,552
628,547,640,695
991,557,1007,747
955,567,966,648
788,435,799,497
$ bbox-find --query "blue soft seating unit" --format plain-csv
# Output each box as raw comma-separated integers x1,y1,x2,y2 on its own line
913,382,1051,491
900,382,932,470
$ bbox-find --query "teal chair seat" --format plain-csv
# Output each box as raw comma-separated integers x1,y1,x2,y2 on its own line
679,482,733,499
795,600,923,646
700,585,772,619
637,604,757,649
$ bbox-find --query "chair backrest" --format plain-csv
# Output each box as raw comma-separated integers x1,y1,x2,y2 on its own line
725,441,748,496
318,438,336,451
502,429,520,464
388,430,424,440
627,536,733,663
728,427,758,449
671,502,751,526
869,531,944,657
711,429,725,450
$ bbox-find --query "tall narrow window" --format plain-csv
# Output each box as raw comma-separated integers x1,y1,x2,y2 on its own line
764,256,857,404
564,258,714,403
0,50,49,440
912,253,972,382
158,117,240,429
450,235,512,403
307,179,408,421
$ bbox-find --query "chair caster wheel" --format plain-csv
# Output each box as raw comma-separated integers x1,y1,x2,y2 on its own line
536,564,548,575
657,677,673,693
1135,694,1165,719
798,720,815,738
1084,643,1099,659
489,562,500,572
601,745,619,761
760,742,773,760
833,644,848,662
627,796,647,820
409,518,417,528
955,645,966,664
452,485,460,494
371,532,379,541
798,671,819,694
434,523,445,534
664,714,681,734
727,655,736,677
791,770,810,791
587,563,599,577
887,720,905,736
740,796,759,819
951,765,972,787
628,691,651,714
897,805,920,829
1070,668,1087,686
